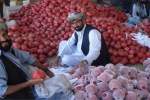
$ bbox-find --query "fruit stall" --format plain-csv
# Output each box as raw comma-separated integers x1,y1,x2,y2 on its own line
6,0,150,99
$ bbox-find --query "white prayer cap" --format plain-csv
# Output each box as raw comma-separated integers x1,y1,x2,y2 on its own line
67,12,85,22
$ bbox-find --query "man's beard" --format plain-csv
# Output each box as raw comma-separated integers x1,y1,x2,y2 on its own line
0,39,12,52
75,24,84,31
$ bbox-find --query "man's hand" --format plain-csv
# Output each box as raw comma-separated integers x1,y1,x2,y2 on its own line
68,66,78,74
77,60,88,68
27,79,44,86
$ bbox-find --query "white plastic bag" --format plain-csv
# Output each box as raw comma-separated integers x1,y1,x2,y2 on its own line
131,32,148,46
23,0,30,6
35,74,72,99
6,20,16,28
143,58,150,67
3,5,9,20
27,66,74,99
50,67,73,80
34,83,49,98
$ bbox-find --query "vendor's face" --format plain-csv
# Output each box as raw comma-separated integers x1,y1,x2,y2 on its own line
71,19,84,31
0,30,12,52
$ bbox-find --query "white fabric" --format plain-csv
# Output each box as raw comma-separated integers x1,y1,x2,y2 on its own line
10,1,16,6
58,41,76,56
62,54,85,67
58,41,84,66
58,24,101,65
3,5,9,20
131,32,150,48
132,4,147,18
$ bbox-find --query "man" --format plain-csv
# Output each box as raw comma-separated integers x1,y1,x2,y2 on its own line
53,12,110,68
0,22,54,99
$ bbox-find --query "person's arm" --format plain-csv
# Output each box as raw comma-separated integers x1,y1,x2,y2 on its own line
0,64,43,97
58,32,77,57
12,48,36,65
13,48,54,77
53,32,77,66
4,79,43,96
82,29,101,65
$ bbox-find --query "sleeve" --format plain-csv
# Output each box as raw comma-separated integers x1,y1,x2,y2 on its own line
58,32,76,57
13,48,36,65
83,29,101,65
0,63,8,98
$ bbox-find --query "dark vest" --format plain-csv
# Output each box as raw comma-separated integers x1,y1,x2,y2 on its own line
4,0,10,6
74,25,111,66
0,50,34,100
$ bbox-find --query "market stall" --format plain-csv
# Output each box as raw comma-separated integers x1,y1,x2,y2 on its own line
2,0,150,99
